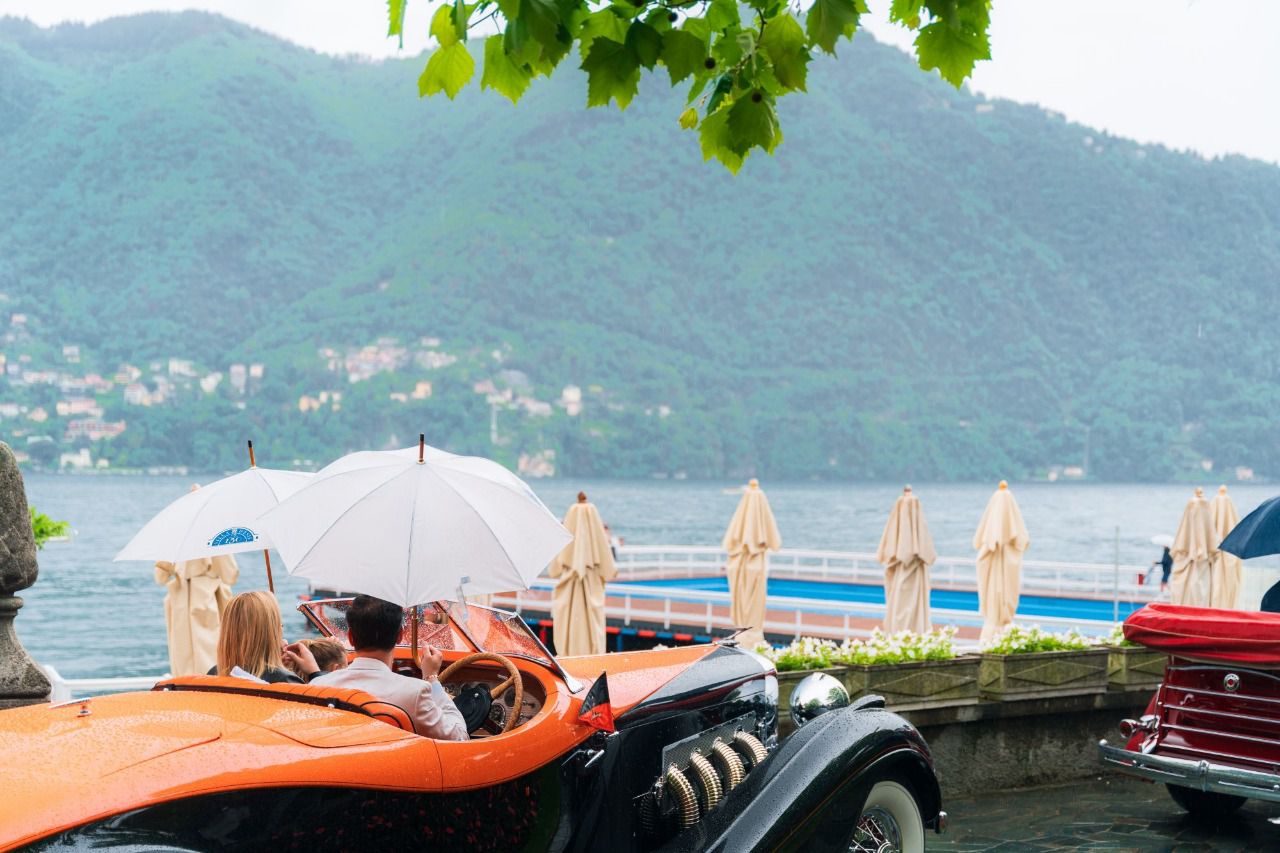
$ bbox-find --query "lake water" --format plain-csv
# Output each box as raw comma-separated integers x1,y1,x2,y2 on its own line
15,474,1279,678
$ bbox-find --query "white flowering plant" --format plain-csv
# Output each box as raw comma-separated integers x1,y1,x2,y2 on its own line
982,624,1092,655
834,627,959,666
1101,623,1138,648
754,627,960,670
753,636,839,671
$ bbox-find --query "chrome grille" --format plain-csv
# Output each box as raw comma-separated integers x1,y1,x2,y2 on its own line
1156,662,1280,771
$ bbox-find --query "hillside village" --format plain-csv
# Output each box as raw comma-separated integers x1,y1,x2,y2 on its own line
0,310,598,477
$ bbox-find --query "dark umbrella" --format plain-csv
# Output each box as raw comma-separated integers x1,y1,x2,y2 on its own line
1220,496,1280,559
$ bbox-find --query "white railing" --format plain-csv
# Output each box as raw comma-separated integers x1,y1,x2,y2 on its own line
507,578,1118,640
613,545,1153,603
41,665,165,702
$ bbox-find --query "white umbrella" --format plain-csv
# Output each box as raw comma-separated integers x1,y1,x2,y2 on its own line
259,439,571,608
115,459,313,590
1151,534,1174,548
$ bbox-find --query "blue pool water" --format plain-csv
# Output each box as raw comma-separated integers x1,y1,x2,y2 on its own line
617,577,1146,623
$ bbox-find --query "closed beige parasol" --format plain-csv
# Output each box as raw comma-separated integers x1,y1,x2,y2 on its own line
548,492,617,656
1171,487,1220,607
974,481,1030,644
1210,485,1243,609
876,485,936,634
723,479,781,648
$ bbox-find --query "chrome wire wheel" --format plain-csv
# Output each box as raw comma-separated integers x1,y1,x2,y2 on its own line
849,780,924,853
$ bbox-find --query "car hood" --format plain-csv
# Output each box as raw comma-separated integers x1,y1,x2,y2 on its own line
0,690,430,851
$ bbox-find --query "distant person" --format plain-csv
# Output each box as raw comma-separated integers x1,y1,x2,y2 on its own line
604,523,620,560
1150,546,1173,597
212,590,317,684
155,485,239,676
298,595,468,741
284,638,347,678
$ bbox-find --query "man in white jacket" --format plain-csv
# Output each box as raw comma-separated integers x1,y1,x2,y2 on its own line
287,595,468,741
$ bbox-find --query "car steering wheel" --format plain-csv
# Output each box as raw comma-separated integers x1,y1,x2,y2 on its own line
438,652,524,734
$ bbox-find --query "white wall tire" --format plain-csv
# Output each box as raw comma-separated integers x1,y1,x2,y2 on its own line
850,779,925,853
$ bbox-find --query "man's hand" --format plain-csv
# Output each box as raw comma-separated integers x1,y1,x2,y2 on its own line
283,641,320,679
417,644,444,680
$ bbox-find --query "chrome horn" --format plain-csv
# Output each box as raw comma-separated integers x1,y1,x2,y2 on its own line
788,672,850,727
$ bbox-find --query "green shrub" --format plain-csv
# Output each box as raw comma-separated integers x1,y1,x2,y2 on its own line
29,506,69,550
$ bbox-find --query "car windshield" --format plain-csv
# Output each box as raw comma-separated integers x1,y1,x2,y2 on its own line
298,598,556,671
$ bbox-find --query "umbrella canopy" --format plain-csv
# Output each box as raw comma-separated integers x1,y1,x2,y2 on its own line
876,485,936,634
548,492,617,656
722,479,781,648
1210,486,1243,609
115,467,313,563
1151,534,1174,548
1170,487,1219,607
1221,495,1280,560
974,481,1029,644
259,443,571,607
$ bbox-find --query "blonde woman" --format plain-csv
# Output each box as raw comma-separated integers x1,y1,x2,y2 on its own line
213,591,320,684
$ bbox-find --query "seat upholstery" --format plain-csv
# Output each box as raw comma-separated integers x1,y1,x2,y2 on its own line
154,675,415,733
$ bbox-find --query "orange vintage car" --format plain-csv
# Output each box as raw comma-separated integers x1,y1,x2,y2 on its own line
0,599,944,852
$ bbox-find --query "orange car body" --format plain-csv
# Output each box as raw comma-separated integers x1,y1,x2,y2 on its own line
0,643,714,851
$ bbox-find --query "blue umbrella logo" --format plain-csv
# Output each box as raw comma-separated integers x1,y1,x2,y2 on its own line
208,527,259,547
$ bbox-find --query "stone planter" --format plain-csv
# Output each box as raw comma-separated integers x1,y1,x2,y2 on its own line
777,666,848,727
978,648,1109,701
843,656,981,711
1106,645,1167,690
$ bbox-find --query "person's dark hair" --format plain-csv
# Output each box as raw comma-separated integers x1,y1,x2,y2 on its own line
345,595,404,651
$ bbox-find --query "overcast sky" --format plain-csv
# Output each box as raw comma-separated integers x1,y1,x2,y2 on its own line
3,0,1277,165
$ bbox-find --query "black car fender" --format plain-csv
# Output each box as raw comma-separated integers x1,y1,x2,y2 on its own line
657,704,941,853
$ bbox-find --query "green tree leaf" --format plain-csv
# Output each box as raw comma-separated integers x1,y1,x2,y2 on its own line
481,35,533,103
888,0,923,27
914,19,989,87
581,36,641,108
453,0,473,42
578,9,628,55
759,13,809,91
431,4,460,47
626,22,663,71
661,29,707,86
387,0,406,47
419,41,476,99
727,91,780,154
522,0,567,51
698,108,744,172
806,0,859,54
706,0,740,31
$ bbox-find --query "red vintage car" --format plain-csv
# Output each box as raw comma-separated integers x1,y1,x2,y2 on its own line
1099,603,1280,815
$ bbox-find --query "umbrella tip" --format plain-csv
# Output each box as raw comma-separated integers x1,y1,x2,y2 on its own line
998,480,1008,490
903,484,912,493
749,478,759,489
1219,484,1228,495
1195,486,1204,498
577,491,587,503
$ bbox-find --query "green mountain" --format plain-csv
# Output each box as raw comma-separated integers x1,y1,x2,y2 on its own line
1,12,1278,481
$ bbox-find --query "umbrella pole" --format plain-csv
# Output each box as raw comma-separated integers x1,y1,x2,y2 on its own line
263,549,275,594
246,439,274,593
413,435,423,666
411,606,420,668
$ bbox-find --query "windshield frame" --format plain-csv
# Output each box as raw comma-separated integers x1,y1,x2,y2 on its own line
297,598,582,693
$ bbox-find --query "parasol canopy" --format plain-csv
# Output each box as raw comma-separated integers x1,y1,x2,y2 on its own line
722,479,781,648
549,492,617,656
876,485,936,634
1210,485,1242,609
115,466,313,564
1170,487,1218,607
974,480,1029,644
259,440,571,608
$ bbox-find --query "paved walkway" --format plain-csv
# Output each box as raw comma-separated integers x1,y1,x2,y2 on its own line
929,774,1279,851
